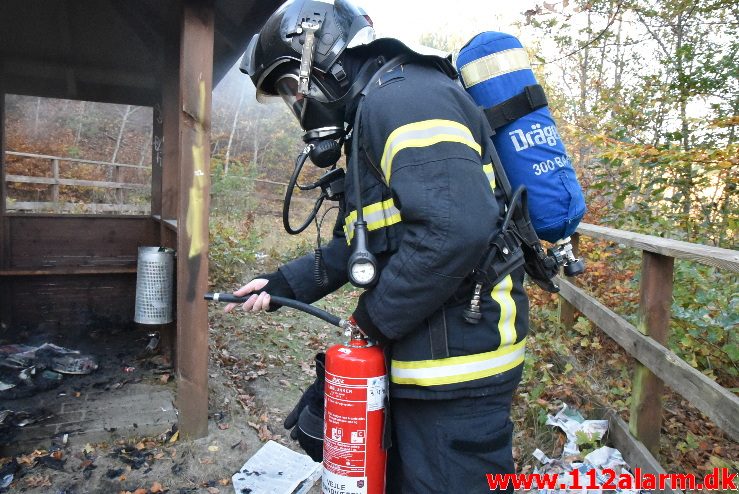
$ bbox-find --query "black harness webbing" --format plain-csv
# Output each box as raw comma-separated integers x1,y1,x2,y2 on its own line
483,84,548,130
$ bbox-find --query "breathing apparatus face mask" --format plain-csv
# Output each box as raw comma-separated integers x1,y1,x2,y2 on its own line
273,72,346,142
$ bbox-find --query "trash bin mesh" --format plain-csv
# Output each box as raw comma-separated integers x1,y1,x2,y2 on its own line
134,247,174,324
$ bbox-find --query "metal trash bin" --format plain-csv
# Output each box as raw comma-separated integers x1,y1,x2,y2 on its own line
134,247,175,324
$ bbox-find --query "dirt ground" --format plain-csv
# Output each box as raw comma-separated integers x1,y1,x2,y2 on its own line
0,281,357,494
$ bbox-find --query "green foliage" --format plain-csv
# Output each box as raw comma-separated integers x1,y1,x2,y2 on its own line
527,0,738,248
208,214,261,289
210,158,257,218
669,263,739,381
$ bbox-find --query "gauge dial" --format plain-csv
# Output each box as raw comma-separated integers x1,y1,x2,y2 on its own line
350,260,376,286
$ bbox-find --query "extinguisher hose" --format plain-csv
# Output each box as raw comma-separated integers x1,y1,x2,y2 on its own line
204,292,342,328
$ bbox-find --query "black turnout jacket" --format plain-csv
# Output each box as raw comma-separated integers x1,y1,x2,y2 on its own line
277,61,529,400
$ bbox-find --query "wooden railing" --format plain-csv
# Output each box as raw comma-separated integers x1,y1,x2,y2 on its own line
4,151,150,213
560,223,739,493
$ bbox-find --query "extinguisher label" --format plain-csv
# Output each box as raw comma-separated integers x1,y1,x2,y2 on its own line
367,376,386,412
324,370,381,493
322,469,367,494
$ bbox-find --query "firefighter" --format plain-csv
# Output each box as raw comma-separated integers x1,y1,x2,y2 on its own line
227,1,528,491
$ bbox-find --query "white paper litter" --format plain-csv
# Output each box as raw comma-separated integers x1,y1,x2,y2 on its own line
584,446,626,470
531,404,647,493
545,403,609,455
232,440,322,494
533,448,552,464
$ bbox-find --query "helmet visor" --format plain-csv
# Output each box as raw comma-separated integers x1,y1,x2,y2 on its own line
274,74,305,121
275,73,344,136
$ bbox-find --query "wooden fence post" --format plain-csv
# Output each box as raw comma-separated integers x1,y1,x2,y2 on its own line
629,251,674,455
559,233,580,331
113,164,123,205
51,158,60,203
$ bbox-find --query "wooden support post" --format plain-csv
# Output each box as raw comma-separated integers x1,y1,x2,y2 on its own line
150,93,177,365
629,251,674,456
0,86,10,330
151,100,163,218
159,10,181,370
161,43,180,228
0,87,7,257
175,0,213,439
559,232,580,331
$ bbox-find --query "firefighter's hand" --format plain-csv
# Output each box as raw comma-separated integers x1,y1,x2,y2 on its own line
224,278,271,313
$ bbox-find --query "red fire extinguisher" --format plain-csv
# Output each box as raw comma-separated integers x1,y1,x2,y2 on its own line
322,321,387,494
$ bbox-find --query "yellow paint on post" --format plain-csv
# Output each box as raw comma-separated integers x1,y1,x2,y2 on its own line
187,79,207,259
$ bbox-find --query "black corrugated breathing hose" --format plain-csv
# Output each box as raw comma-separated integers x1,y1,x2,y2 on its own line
204,292,343,328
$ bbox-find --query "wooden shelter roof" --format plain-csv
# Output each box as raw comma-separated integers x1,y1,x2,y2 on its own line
0,0,280,105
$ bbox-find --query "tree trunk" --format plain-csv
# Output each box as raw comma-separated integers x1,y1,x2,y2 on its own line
224,80,247,175
675,12,693,240
111,105,132,164
74,101,87,146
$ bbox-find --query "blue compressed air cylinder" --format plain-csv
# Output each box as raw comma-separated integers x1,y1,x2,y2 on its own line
456,32,586,243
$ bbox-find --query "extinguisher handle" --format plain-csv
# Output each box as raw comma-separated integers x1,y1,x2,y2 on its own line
205,292,343,328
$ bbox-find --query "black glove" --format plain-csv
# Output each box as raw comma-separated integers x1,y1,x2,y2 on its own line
256,270,296,312
284,353,325,462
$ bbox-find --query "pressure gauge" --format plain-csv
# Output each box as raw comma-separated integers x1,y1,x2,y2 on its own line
350,259,376,286
347,221,378,288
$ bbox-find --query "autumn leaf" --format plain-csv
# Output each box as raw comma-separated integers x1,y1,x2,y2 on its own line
24,474,52,488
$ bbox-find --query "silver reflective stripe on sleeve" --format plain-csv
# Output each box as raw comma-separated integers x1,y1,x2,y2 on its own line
343,198,402,243
390,339,526,386
459,48,531,88
380,119,482,182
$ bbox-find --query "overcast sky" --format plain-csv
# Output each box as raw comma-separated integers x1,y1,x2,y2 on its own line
218,0,546,94
361,0,542,48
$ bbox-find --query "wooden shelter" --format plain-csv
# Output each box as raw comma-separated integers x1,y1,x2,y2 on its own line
0,0,281,437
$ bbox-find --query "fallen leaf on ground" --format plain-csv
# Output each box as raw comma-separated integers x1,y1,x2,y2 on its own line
24,475,52,488
258,424,273,442
150,481,165,492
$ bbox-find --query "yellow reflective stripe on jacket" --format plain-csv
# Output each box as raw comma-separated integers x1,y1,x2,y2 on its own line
390,339,525,386
491,274,517,346
380,119,482,182
482,163,496,190
459,48,531,88
343,198,402,243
